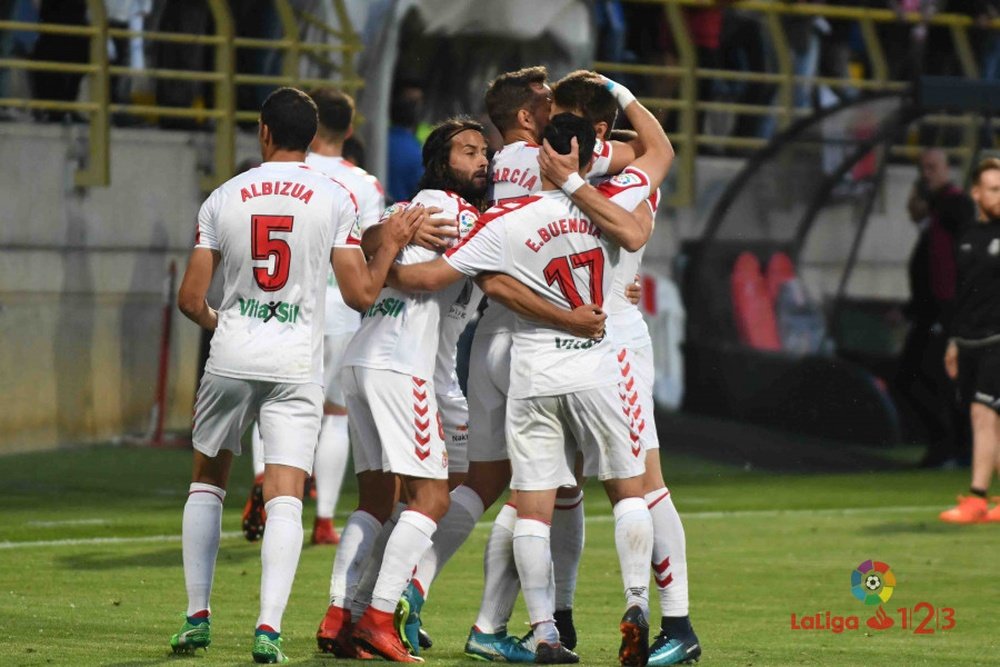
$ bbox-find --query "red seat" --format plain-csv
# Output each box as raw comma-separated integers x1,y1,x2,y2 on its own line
730,252,781,350
765,252,796,302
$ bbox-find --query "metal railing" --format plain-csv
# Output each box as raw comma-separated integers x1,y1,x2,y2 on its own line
594,0,999,206
0,0,361,190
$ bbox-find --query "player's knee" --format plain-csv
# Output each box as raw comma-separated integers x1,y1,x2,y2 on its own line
407,480,451,520
971,402,997,431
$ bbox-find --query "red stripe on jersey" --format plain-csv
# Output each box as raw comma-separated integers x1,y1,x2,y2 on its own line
445,195,541,257
648,187,661,214
329,176,361,217
595,166,650,199
595,139,612,159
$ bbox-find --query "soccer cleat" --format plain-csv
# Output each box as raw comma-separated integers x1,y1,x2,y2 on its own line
534,641,580,664
395,582,424,654
985,498,1000,522
311,517,340,545
353,608,424,662
648,630,701,665
418,627,433,650
252,628,288,664
317,604,356,657
939,495,988,524
242,474,267,541
618,605,650,666
464,627,535,663
554,608,577,650
169,615,211,653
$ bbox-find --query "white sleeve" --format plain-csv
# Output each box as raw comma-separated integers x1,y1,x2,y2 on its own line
586,138,614,179
444,220,506,276
358,178,385,230
596,166,652,212
331,184,362,248
195,188,222,249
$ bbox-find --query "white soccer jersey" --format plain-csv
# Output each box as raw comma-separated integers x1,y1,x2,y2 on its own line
196,161,361,384
607,186,661,348
435,279,483,397
445,168,651,398
480,138,616,336
306,153,386,337
341,189,480,381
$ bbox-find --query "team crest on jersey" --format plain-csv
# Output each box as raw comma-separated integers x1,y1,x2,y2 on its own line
610,171,643,188
380,202,408,222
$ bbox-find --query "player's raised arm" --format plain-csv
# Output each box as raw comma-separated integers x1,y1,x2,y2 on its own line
476,272,606,339
334,204,424,311
605,76,674,190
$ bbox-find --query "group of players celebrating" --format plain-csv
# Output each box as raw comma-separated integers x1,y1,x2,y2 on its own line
169,65,701,666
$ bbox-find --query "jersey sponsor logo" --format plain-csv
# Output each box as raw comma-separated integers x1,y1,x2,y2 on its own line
237,297,300,323
458,209,478,236
239,180,314,204
524,217,602,253
491,166,538,192
553,336,600,350
362,296,405,319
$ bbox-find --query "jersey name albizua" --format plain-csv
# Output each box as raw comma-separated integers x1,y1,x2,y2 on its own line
445,166,652,399
196,161,360,385
340,189,480,381
305,154,386,337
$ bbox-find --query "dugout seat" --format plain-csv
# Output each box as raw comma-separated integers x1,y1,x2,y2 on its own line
730,252,781,351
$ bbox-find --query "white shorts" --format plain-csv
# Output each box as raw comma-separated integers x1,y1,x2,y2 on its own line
506,384,646,491
438,392,470,474
342,366,449,479
621,344,658,451
323,332,354,407
192,372,322,474
467,331,512,463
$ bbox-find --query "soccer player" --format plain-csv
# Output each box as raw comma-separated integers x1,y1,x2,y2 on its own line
393,110,672,666
168,87,421,664
315,118,491,663
541,73,701,665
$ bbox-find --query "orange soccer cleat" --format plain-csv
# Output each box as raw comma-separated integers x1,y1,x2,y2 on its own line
939,495,988,524
242,474,266,542
317,605,358,657
312,517,340,545
985,498,1000,522
352,608,424,662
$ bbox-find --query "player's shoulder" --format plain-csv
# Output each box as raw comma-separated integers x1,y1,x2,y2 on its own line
493,140,539,163
479,195,545,225
593,138,612,160
596,165,651,197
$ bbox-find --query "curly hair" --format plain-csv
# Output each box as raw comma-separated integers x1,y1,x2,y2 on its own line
416,117,488,209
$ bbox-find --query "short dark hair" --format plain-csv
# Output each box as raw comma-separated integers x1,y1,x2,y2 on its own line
553,70,618,128
608,128,638,143
543,113,596,171
310,87,354,142
417,117,487,205
260,87,317,152
974,157,1000,184
484,66,548,133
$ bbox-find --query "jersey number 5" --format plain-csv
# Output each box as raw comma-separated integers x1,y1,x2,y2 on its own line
252,214,294,291
543,248,605,308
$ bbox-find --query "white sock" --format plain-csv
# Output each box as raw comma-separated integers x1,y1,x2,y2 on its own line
370,510,438,614
613,497,653,615
251,423,265,477
352,502,405,621
182,483,226,617
552,490,584,612
645,488,689,617
314,415,350,519
328,510,381,608
513,518,558,645
412,485,485,597
474,503,521,634
256,496,303,633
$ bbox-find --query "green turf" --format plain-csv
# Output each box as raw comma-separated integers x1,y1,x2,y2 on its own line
0,444,996,666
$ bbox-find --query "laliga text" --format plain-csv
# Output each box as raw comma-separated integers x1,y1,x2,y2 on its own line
790,603,956,634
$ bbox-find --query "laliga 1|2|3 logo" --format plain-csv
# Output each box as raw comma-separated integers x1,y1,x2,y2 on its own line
789,560,956,635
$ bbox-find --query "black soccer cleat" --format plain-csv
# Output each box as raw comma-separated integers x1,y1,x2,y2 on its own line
618,605,650,666
418,627,433,650
535,641,579,664
553,608,577,650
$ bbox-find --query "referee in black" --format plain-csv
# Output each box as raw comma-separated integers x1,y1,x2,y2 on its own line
940,157,1000,524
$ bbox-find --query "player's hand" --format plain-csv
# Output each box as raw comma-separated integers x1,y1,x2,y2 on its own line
625,275,641,305
383,204,442,248
944,340,958,380
413,216,459,251
564,304,607,340
540,138,580,191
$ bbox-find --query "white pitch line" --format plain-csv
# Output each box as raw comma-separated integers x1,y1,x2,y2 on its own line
26,518,109,527
0,505,943,550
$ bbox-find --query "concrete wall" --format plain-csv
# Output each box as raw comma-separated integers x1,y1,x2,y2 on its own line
0,123,934,453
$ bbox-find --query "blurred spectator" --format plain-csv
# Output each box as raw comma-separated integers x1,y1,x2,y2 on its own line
31,0,88,121
105,1,152,109
150,0,214,129
721,8,776,138
386,80,424,203
953,0,1000,79
229,0,282,120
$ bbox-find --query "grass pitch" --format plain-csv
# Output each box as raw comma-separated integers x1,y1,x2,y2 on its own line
1,437,997,666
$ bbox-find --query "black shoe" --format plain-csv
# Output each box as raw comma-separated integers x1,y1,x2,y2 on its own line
418,627,433,650
535,641,579,664
618,605,650,666
553,609,577,650
648,628,701,665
